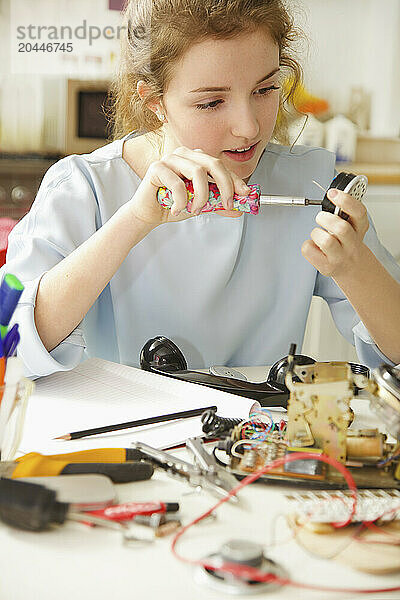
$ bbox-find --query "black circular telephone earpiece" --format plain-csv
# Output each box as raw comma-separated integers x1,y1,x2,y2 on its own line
140,336,187,372
322,172,368,220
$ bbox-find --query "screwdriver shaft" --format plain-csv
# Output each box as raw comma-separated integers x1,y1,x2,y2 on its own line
259,195,321,206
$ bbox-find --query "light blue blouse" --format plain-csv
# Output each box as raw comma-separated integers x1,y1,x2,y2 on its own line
3,131,400,379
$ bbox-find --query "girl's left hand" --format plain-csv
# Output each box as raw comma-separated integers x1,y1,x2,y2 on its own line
301,188,369,278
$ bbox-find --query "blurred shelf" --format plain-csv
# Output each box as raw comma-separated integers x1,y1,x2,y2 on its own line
336,162,400,185
0,155,60,220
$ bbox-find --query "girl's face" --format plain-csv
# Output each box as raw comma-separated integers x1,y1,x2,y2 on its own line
161,29,281,182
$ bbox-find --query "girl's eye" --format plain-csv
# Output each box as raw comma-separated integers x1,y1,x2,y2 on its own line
195,99,222,111
195,85,280,111
256,85,280,96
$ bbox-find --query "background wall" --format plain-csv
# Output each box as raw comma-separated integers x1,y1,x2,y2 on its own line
1,0,399,135
290,0,400,136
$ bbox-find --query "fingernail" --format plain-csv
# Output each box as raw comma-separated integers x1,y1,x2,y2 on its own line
328,188,338,199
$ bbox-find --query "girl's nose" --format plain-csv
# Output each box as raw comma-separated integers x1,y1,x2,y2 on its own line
230,104,260,141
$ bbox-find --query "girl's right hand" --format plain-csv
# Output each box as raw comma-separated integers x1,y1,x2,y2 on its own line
128,146,252,227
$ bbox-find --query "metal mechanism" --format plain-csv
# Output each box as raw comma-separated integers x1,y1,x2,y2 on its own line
368,365,400,440
216,345,400,489
285,361,354,463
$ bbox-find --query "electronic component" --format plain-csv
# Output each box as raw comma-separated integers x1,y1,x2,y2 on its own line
195,539,287,595
285,489,400,524
346,429,386,462
283,449,324,477
216,347,400,488
230,441,326,482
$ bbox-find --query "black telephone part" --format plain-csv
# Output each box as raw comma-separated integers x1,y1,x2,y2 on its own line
322,172,350,220
139,336,290,407
201,409,242,438
267,353,316,386
322,172,368,221
140,336,187,372
139,337,372,407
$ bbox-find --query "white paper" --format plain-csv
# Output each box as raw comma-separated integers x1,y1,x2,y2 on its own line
18,358,260,455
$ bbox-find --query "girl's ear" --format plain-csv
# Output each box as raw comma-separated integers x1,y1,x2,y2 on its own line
137,80,164,117
136,80,151,100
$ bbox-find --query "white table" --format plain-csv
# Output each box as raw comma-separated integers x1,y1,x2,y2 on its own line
1,367,400,600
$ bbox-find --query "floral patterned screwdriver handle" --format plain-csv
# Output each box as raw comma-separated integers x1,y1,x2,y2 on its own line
157,178,261,215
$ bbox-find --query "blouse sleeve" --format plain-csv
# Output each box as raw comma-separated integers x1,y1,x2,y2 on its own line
313,212,400,368
0,156,99,379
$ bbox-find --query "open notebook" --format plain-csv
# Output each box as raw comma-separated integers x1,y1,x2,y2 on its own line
18,358,261,455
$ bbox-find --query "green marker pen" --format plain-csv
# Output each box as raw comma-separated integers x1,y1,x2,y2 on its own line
0,274,24,340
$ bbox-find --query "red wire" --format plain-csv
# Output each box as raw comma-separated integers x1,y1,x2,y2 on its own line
199,563,400,594
171,451,400,594
362,521,400,545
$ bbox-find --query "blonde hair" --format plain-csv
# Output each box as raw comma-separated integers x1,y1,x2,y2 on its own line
109,0,304,148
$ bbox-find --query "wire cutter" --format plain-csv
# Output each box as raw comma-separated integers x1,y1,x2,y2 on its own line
0,448,154,483
131,439,239,503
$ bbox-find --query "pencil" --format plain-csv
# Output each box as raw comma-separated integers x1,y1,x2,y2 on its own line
54,405,218,440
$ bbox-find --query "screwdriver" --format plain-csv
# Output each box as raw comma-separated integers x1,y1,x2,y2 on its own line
0,477,119,532
157,172,368,219
0,478,180,540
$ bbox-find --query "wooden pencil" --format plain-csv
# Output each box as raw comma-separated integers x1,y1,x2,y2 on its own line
54,405,217,440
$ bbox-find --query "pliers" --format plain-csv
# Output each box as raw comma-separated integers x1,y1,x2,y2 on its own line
0,448,154,483
131,438,239,502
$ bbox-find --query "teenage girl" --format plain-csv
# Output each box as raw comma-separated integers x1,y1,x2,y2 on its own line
3,0,400,378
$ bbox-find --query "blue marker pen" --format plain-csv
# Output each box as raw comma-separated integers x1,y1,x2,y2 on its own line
4,323,20,358
0,274,24,339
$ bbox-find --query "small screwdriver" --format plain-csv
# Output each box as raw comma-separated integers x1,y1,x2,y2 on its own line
157,172,368,219
86,501,179,522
